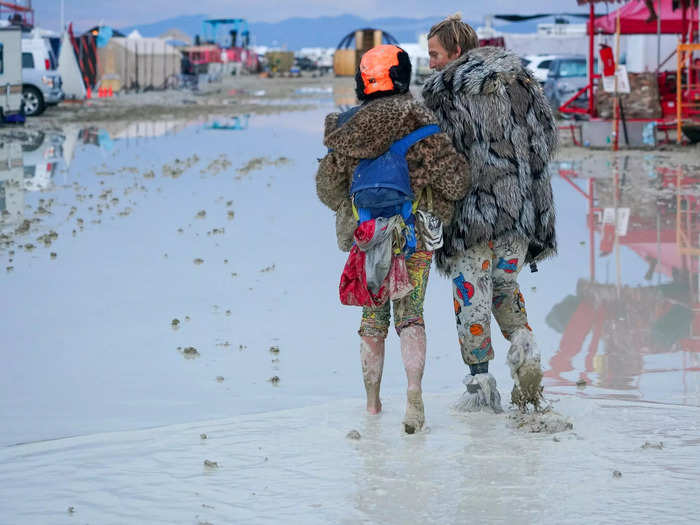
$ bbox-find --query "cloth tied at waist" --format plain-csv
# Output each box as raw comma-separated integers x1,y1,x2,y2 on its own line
339,216,414,307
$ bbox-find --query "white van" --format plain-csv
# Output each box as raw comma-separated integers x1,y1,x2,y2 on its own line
0,26,23,121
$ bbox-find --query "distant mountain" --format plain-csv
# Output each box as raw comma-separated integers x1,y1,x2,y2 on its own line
120,14,482,49
119,13,577,50
120,14,207,41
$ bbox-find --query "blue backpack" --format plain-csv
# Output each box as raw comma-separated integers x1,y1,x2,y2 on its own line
349,124,440,254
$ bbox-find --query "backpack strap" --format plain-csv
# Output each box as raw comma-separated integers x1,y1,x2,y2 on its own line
412,186,433,213
389,124,441,157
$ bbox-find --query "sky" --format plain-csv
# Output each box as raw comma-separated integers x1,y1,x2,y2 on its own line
34,0,589,33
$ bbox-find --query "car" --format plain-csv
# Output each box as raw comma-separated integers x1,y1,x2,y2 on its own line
521,54,559,84
22,131,64,192
543,55,588,114
294,56,317,71
21,36,64,117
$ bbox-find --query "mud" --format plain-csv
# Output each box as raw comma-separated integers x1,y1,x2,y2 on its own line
346,430,361,440
180,347,200,359
506,404,573,434
21,75,336,129
237,156,291,175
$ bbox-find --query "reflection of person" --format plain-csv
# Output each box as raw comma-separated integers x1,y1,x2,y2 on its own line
316,45,470,433
421,15,558,410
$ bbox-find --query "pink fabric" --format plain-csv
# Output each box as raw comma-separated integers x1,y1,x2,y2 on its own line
388,254,414,299
339,219,414,307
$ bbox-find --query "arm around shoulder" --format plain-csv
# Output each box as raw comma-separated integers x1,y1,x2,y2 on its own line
419,133,471,202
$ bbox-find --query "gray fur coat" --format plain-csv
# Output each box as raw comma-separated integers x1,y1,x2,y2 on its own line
422,46,558,274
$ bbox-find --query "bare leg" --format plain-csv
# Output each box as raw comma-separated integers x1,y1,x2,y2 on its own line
360,336,385,414
400,325,426,433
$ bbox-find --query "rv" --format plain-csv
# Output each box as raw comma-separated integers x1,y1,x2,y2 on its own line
0,26,23,121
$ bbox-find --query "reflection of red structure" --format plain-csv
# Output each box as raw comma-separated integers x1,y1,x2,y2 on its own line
547,160,700,395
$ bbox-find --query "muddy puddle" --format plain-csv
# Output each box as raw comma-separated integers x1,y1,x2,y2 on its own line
1,84,699,453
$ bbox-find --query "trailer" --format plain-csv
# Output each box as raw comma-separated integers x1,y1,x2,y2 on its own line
0,26,23,122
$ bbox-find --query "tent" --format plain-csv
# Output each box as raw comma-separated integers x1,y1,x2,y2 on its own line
57,31,86,100
591,0,699,34
98,37,181,91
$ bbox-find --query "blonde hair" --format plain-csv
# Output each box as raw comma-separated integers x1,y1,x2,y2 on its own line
427,13,479,56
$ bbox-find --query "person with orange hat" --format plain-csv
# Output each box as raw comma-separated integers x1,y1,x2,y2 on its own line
316,44,470,434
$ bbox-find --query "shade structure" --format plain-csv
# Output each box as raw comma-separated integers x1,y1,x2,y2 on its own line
590,0,698,34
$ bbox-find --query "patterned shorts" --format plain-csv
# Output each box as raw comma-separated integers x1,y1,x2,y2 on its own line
358,251,433,338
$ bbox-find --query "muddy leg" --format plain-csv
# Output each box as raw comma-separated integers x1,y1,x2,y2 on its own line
491,237,543,409
360,336,385,414
400,325,426,433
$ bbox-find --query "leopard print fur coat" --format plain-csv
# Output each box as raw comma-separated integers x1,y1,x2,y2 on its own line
422,46,558,274
316,93,470,251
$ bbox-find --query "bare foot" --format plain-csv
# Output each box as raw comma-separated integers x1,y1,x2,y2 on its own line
366,399,382,415
403,390,424,434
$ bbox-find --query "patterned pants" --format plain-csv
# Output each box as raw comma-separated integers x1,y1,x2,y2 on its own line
359,251,433,338
450,238,531,365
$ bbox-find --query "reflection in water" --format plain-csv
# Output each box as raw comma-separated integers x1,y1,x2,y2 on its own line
204,114,250,131
0,131,66,230
333,81,357,111
547,156,700,401
78,119,198,151
0,114,254,238
0,143,24,227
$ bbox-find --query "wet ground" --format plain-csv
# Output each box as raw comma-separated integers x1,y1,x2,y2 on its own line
1,77,699,523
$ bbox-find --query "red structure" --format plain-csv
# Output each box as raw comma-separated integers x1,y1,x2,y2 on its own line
567,0,699,120
0,0,33,27
181,45,259,72
594,0,698,34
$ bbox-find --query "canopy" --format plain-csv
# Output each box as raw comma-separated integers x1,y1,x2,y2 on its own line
590,0,698,34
